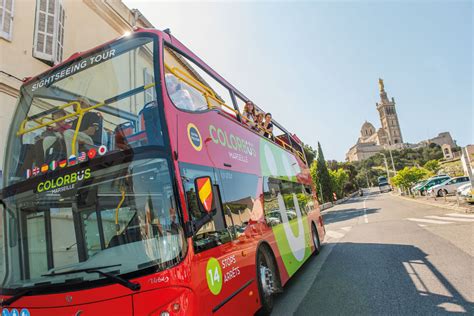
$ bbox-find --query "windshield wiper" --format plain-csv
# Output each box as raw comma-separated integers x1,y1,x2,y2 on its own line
1,289,32,307
42,264,140,292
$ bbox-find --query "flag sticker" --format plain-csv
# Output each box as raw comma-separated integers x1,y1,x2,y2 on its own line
41,164,49,173
78,152,87,162
32,167,40,176
98,145,107,156
88,148,97,159
50,160,57,171
26,169,32,179
68,155,77,166
59,160,67,168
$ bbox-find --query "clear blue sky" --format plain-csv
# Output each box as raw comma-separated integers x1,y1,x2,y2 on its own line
125,0,472,161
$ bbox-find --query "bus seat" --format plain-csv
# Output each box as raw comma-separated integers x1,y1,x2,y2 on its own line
139,101,163,146
114,122,134,150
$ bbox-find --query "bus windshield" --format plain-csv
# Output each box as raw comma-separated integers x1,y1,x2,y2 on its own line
1,155,185,291
0,35,187,292
4,35,162,187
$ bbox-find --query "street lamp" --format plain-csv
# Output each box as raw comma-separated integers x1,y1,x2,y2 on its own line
378,152,390,179
385,145,397,175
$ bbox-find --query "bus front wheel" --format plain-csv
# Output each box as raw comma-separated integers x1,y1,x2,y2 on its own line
311,223,321,256
256,246,277,315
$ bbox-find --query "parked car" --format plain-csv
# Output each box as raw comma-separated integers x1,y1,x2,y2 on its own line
411,180,427,192
466,189,474,204
416,176,451,195
428,176,470,197
457,183,471,196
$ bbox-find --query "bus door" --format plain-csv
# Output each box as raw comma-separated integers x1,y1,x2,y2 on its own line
180,163,257,315
19,205,79,280
215,169,262,313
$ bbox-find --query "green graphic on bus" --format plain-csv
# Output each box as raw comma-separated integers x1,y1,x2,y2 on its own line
259,139,312,276
206,257,223,295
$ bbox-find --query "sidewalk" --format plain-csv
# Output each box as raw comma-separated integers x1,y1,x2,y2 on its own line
393,193,473,213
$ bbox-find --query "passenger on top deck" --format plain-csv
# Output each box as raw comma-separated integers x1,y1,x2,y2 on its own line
63,97,102,157
165,73,195,111
254,112,265,135
42,109,71,155
263,113,274,140
242,101,256,127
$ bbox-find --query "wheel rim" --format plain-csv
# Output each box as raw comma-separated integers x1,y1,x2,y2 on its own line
259,257,274,297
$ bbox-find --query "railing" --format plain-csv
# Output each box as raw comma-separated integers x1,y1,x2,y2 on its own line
165,63,238,115
165,63,308,166
19,73,307,166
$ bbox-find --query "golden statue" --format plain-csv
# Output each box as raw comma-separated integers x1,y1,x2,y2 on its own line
378,78,385,92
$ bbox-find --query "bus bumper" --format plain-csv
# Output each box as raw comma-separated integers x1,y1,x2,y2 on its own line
1,287,195,316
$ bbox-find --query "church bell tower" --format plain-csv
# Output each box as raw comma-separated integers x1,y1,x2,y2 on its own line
376,78,403,145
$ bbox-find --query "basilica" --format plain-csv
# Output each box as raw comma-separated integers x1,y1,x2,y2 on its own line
346,79,404,162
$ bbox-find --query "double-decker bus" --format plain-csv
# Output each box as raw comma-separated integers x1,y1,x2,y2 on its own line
0,29,325,316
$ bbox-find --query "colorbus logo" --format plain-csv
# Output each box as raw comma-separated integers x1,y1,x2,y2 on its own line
36,169,91,193
209,125,256,157
187,123,202,151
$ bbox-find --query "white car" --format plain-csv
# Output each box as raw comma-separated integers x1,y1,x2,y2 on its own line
457,183,471,197
429,176,470,197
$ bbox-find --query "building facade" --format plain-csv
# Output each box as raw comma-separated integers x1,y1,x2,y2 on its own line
346,79,404,162
0,0,153,177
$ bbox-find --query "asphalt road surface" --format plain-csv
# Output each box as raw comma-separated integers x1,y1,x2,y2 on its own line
272,189,473,315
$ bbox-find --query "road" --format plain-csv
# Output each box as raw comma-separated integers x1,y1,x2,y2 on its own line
272,189,474,315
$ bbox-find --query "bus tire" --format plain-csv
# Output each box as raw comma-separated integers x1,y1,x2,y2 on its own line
256,246,277,316
311,223,321,256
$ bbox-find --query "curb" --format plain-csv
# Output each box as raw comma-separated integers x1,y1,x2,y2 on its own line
320,193,359,215
393,194,473,213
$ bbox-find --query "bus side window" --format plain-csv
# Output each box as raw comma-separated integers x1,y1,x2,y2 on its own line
263,177,282,227
263,178,310,226
180,163,231,253
304,185,315,213
218,170,258,239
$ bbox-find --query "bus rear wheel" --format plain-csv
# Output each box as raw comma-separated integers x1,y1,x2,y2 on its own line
256,247,276,315
311,223,321,256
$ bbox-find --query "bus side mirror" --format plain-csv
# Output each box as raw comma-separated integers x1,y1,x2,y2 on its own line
185,176,216,238
195,176,216,214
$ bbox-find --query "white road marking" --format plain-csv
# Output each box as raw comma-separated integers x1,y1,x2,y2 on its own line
425,215,474,222
417,224,426,227
363,198,368,224
445,213,474,218
325,230,345,239
407,218,452,224
341,226,352,231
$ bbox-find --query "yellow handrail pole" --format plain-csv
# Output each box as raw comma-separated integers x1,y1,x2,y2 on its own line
17,119,28,136
172,66,215,97
144,82,156,90
115,188,126,235
203,93,212,110
16,101,81,136
164,63,239,115
70,112,84,157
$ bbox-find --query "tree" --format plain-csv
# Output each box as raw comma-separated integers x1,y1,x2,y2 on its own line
424,159,440,174
391,167,428,195
303,144,316,165
326,160,341,171
315,142,333,203
329,168,349,198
